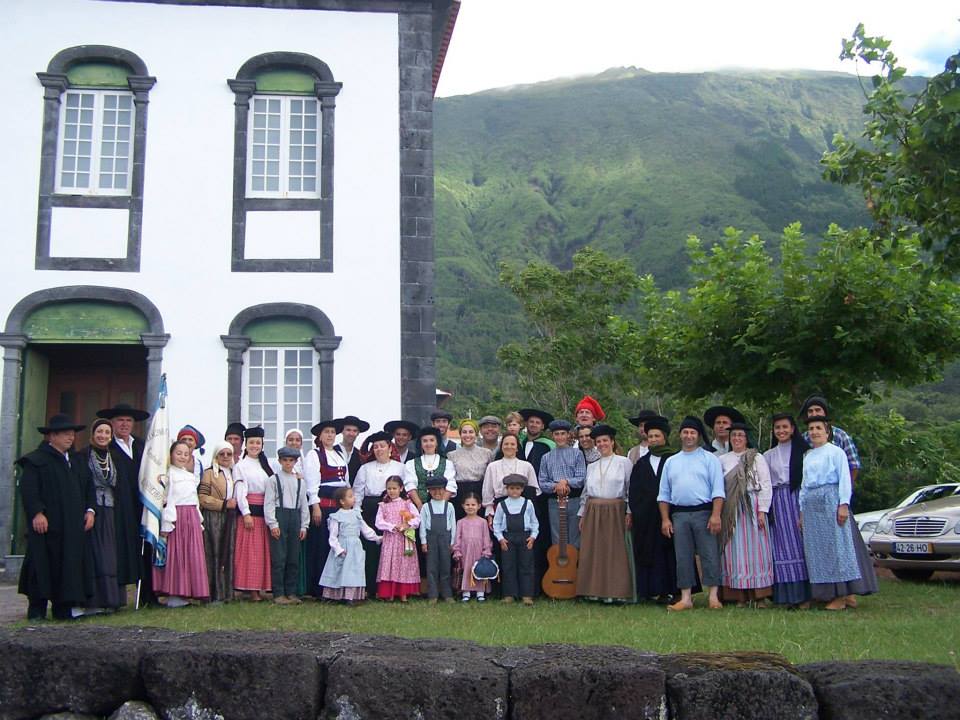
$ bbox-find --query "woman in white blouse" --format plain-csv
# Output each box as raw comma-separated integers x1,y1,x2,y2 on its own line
481,434,539,523
576,425,633,602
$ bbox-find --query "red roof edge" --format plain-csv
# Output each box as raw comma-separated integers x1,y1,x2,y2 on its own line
432,0,460,96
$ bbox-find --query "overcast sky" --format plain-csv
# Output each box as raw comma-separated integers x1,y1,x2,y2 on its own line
435,0,959,97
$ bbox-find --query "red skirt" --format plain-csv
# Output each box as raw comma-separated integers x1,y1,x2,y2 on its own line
233,494,272,592
153,506,210,600
377,580,420,600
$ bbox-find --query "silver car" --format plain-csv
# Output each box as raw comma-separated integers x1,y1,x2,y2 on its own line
870,495,960,581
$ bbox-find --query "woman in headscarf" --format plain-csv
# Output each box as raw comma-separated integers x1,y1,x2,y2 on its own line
77,418,139,612
628,416,694,604
176,425,206,481
198,441,238,602
762,414,811,608
717,423,774,606
800,415,876,610
448,419,493,519
284,428,305,475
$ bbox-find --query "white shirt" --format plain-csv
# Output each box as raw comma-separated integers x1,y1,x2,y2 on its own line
234,455,278,516
353,459,412,499
578,454,633,516
718,450,773,513
161,466,202,533
302,446,348,505
403,454,458,495
114,435,135,459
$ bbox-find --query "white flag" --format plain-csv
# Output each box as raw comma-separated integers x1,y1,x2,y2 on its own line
139,375,169,567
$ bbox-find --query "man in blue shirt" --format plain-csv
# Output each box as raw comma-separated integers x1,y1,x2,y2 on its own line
538,419,587,549
657,416,725,611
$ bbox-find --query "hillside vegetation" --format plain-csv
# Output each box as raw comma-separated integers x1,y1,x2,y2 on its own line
434,68,926,408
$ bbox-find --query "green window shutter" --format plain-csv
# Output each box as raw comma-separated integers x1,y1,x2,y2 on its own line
254,69,315,95
24,302,149,344
245,317,320,346
66,62,131,88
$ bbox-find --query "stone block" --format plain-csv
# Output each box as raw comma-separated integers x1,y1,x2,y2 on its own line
141,631,347,720
323,636,508,719
662,652,817,720
800,660,960,720
108,702,160,720
0,626,176,720
502,644,665,720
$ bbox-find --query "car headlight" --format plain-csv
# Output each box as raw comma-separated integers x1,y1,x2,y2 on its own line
954,519,960,534
861,521,878,533
877,518,894,535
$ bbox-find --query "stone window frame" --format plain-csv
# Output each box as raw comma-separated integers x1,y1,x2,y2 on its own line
220,302,341,424
36,46,156,272
228,52,342,273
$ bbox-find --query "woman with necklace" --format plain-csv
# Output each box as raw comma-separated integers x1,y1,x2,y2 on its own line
77,418,139,612
800,416,874,610
448,419,493,519
353,431,410,594
717,423,774,606
481,434,539,520
576,425,634,603
403,427,458,510
762,414,811,607
233,426,277,601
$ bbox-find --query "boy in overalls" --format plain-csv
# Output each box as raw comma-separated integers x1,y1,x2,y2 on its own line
265,446,309,605
419,476,457,604
492,474,540,605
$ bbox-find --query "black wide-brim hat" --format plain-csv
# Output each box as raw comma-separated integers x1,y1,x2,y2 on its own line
244,426,266,439
384,420,419,438
337,415,370,432
628,409,659,428
703,405,745,428
417,426,444,446
224,422,247,438
96,402,150,422
38,414,86,434
643,416,671,437
519,408,554,426
311,419,345,436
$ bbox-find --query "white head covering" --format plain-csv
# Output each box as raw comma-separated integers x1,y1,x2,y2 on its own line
209,440,235,472
284,428,305,456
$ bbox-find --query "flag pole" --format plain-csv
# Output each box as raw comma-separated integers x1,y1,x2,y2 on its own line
135,374,168,610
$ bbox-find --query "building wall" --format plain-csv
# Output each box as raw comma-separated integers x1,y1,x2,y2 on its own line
0,0,405,436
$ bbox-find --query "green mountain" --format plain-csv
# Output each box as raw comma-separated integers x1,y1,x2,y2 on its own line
433,68,919,411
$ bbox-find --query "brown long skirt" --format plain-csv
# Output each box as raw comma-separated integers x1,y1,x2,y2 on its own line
576,498,633,600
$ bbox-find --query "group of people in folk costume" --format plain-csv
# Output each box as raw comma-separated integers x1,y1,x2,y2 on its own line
17,393,876,618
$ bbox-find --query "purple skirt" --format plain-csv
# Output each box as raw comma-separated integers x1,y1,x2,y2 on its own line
153,506,210,600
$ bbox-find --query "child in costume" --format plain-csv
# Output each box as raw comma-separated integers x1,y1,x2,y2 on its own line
264,446,309,605
492,474,539,605
375,476,421,601
452,492,493,602
319,487,381,604
419,476,457,603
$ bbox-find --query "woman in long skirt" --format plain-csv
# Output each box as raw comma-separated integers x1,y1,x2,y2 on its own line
763,414,811,607
800,416,873,610
448,420,493,520
302,419,349,598
153,441,209,606
77,418,131,612
718,423,774,605
199,441,238,602
233,427,276,600
576,425,634,602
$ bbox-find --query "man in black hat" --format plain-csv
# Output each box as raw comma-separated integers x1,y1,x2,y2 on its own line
384,420,419,464
17,415,95,620
517,408,555,474
703,406,746,454
657,415,726,611
334,415,369,482
224,422,246,460
96,401,152,604
429,410,458,454
799,395,862,486
627,409,659,464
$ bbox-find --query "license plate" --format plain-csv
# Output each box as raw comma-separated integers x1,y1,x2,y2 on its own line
895,542,932,554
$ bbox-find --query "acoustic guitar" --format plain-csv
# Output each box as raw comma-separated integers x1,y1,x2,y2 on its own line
541,495,579,599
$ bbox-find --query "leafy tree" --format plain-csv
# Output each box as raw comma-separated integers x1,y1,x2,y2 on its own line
496,246,641,417
613,222,960,412
822,24,960,273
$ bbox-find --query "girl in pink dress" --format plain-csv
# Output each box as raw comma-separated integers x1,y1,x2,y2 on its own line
452,493,493,602
375,476,421,601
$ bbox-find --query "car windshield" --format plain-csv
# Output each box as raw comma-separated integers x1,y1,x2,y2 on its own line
911,486,959,504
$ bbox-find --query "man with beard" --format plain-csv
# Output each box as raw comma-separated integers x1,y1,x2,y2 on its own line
383,420,419,464
703,406,746,454
335,415,369,483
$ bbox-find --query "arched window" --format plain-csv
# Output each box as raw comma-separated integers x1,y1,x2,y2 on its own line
35,46,155,271
228,53,341,273
222,303,341,456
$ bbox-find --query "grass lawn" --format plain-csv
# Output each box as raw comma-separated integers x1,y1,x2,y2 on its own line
75,575,959,667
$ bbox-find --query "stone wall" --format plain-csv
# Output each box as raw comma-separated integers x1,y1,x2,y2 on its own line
1,627,958,720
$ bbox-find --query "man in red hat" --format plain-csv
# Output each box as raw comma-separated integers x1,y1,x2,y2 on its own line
574,396,605,428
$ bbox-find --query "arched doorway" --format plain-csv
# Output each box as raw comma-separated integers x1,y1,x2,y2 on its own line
0,285,167,570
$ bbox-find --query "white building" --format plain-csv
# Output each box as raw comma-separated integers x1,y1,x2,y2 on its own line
0,0,458,572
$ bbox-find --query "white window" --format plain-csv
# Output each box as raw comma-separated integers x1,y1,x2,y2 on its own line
56,90,134,195
246,96,319,198
243,347,317,457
